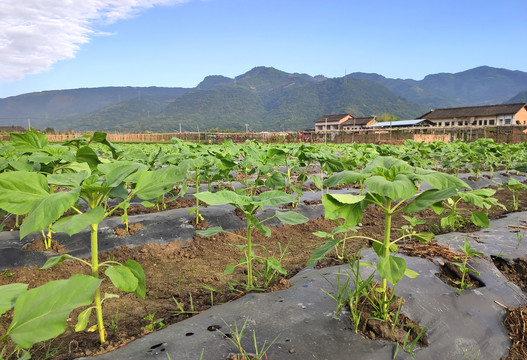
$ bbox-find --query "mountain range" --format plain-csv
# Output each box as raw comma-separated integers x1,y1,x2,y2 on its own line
0,66,526,132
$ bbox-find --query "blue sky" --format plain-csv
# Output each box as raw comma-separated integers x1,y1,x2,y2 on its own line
1,0,526,99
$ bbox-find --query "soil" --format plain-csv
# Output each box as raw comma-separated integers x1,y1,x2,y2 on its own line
113,223,144,238
0,185,526,359
504,305,527,360
492,257,527,293
355,287,428,347
492,256,527,360
436,261,484,290
189,218,210,230
23,237,69,254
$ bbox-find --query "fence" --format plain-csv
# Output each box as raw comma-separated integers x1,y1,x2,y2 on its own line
2,126,527,144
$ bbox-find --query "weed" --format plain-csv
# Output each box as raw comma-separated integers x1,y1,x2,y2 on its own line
202,284,222,307
256,242,290,288
0,269,14,278
142,312,166,332
109,310,119,335
218,318,278,360
399,215,426,242
321,270,350,317
515,231,524,247
174,274,188,293
502,178,527,211
393,324,428,359
453,238,483,294
173,293,199,316
462,348,481,360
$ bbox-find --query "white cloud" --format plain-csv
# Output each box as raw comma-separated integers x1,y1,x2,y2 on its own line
0,0,189,81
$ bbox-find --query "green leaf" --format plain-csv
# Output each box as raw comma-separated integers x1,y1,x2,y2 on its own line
141,201,156,208
101,162,142,188
326,193,365,204
405,188,457,214
0,172,49,214
108,182,129,200
364,156,412,175
47,171,88,188
459,190,495,208
124,260,146,299
365,174,416,200
470,211,489,228
76,146,101,170
90,131,108,143
372,242,398,257
310,174,323,190
376,255,407,285
469,188,496,198
9,159,34,172
323,157,344,173
416,169,470,190
404,268,420,279
75,307,93,332
306,238,340,266
274,211,309,225
266,258,287,275
196,226,224,237
0,283,28,316
6,274,101,349
332,224,358,234
505,178,524,188
105,265,138,293
264,172,286,190
323,171,367,188
230,243,248,251
195,190,250,206
372,242,384,257
40,254,74,270
322,194,364,227
27,153,57,165
53,206,105,236
103,293,120,300
10,131,48,153
257,190,296,207
133,166,183,200
312,231,331,238
224,264,237,275
413,232,435,243
430,202,445,215
64,161,92,174
20,188,81,239
247,213,271,237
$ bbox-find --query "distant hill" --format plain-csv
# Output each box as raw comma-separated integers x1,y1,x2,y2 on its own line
505,91,527,104
347,66,527,109
0,87,189,128
2,66,526,132
42,67,422,132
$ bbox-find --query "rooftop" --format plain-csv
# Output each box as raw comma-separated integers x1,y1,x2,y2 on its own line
368,119,432,128
420,103,527,119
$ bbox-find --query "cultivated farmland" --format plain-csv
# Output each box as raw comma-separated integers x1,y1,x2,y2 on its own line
1,132,527,359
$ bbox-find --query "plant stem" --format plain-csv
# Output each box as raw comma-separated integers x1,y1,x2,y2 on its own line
246,222,253,289
195,172,200,224
90,223,105,344
382,200,392,316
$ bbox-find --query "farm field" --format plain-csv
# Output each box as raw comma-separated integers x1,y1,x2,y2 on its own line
1,131,527,359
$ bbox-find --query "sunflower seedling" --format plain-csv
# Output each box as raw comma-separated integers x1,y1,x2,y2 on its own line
453,238,483,294
195,190,308,290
